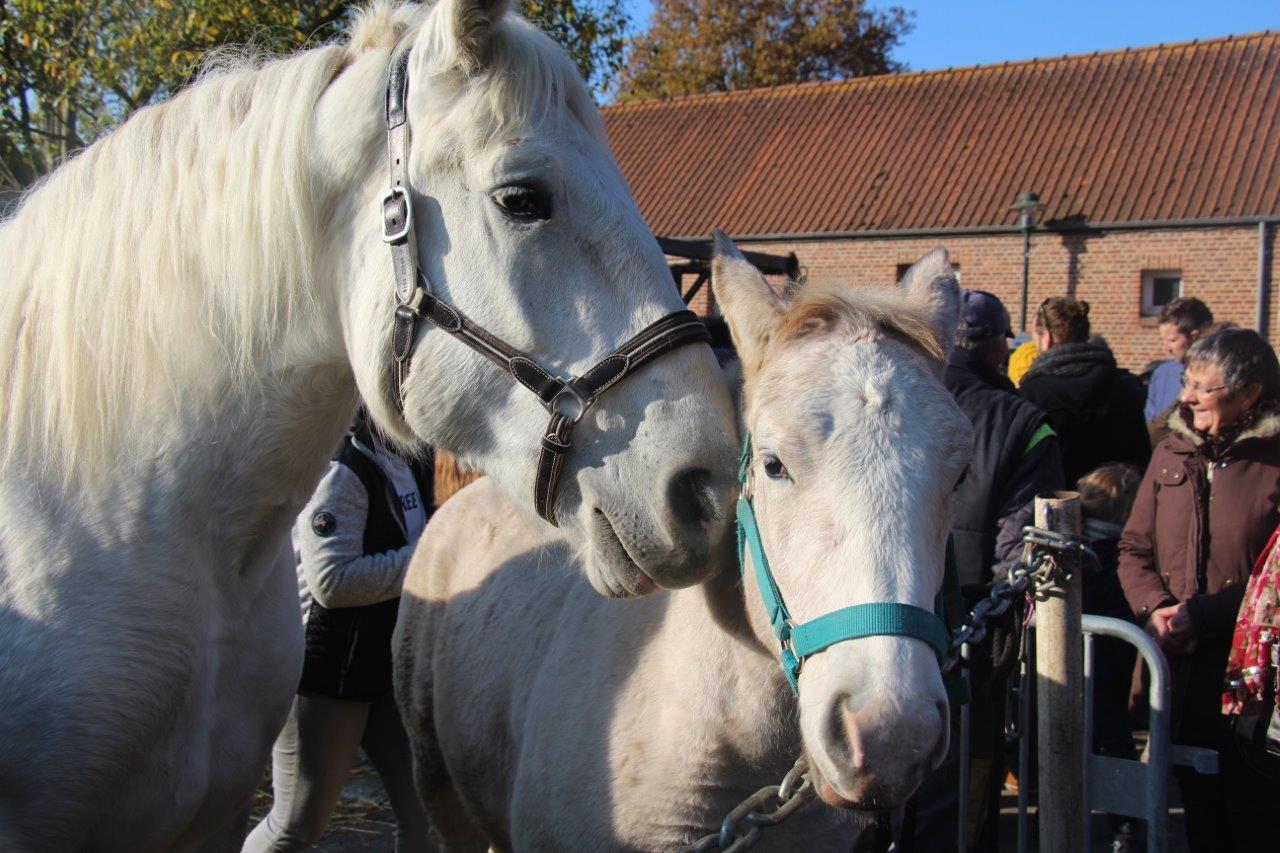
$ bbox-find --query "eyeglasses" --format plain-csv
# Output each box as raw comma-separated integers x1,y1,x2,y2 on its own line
1179,375,1229,395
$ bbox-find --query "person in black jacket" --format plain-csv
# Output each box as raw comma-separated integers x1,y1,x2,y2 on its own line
245,410,432,852
1020,297,1151,483
900,290,1064,852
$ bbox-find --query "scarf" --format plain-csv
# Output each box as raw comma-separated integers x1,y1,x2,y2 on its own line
1182,404,1261,461
1223,522,1280,715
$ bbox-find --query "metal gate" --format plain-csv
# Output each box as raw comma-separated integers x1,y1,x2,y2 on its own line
992,615,1219,852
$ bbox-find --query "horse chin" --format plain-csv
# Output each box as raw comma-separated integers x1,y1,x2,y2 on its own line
580,509,659,598
812,768,921,813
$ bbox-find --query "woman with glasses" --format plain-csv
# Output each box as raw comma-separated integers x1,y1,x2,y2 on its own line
1119,326,1280,849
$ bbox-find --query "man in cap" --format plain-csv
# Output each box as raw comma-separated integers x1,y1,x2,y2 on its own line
898,290,1065,851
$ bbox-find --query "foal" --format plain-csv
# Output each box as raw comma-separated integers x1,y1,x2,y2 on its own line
394,237,973,848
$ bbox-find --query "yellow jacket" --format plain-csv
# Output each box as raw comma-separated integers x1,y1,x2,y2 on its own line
1007,340,1039,387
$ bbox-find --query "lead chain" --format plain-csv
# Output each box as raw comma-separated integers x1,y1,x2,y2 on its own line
681,758,814,852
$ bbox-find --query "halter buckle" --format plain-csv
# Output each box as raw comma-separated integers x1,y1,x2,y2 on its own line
549,386,588,424
381,186,413,244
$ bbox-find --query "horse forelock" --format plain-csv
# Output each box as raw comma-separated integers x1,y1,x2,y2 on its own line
0,1,598,481
775,282,946,363
415,9,604,147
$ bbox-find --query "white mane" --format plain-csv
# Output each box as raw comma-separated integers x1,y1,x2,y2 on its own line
0,0,600,480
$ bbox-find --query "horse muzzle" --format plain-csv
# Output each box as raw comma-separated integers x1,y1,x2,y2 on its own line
803,640,950,811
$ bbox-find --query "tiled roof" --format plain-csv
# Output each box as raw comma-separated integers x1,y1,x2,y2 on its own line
601,33,1280,238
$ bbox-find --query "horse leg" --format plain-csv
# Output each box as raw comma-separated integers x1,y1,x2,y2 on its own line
393,605,488,852
414,755,489,852
395,674,489,851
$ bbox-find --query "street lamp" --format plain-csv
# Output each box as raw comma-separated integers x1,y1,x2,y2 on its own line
1011,190,1047,332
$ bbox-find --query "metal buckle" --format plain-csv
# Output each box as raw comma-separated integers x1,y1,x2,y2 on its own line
549,387,587,424
381,186,413,244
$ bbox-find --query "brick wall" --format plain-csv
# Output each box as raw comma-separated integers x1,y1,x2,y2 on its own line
695,225,1278,372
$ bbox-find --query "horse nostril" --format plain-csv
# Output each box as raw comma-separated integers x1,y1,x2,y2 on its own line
665,467,718,529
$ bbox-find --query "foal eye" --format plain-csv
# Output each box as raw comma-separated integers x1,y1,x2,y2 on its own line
762,454,789,480
492,185,552,221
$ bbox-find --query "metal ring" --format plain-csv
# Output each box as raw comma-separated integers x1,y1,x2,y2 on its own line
549,386,587,424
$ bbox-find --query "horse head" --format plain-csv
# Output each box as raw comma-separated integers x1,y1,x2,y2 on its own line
713,234,973,810
322,1,738,597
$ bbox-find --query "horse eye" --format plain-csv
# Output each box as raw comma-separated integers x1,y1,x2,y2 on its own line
492,185,552,221
762,455,789,480
954,467,969,491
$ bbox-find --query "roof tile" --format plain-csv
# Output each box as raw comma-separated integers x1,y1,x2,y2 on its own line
602,33,1280,236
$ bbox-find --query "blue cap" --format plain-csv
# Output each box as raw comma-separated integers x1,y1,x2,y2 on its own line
958,289,1013,340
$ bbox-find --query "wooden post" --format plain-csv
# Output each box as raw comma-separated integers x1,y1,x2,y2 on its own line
1034,491,1084,852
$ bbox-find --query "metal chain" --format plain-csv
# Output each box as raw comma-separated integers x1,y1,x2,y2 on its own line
940,560,1033,674
683,526,1093,851
1020,526,1096,598
942,524,1095,673
681,757,814,852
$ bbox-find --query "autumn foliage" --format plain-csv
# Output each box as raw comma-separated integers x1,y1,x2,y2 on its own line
617,0,912,101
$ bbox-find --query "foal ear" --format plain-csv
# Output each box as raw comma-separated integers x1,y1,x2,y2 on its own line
445,0,512,73
899,248,960,361
712,230,785,382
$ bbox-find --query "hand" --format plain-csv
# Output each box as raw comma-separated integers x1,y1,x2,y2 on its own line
1148,603,1197,654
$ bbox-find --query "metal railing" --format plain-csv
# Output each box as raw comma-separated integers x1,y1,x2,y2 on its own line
1007,614,1219,853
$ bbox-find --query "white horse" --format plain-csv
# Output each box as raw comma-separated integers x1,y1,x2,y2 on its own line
393,238,974,849
0,1,737,848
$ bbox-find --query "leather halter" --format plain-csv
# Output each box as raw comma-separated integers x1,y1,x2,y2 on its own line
379,50,711,526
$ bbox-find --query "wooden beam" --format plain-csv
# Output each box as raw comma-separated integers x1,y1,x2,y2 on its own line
656,236,798,278
682,272,709,305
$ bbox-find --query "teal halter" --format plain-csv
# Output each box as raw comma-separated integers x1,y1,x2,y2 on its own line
736,434,964,700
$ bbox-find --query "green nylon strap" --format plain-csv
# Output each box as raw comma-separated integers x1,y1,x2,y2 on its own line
736,496,792,641
1024,422,1057,455
790,603,950,662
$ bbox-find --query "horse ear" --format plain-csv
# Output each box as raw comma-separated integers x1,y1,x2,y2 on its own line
899,248,960,361
712,230,785,383
446,0,512,73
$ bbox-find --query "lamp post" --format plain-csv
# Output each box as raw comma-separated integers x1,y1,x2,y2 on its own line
1011,190,1047,332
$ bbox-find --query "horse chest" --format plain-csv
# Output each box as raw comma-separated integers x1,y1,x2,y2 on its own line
0,491,304,849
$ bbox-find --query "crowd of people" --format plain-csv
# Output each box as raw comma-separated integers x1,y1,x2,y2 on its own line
908,291,1280,851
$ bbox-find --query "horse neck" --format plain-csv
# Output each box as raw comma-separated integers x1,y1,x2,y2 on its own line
688,558,791,693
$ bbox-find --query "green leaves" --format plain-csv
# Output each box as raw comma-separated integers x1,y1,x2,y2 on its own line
0,1,629,191
0,1,351,189
524,0,629,93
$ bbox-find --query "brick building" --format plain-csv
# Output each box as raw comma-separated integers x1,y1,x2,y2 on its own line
602,33,1280,370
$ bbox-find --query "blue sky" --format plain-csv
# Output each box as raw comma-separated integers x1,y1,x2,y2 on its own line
622,1,1279,72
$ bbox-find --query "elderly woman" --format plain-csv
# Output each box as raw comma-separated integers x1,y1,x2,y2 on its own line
1119,327,1280,849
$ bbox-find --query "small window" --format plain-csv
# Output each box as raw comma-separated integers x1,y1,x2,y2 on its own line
898,262,959,282
1141,270,1182,316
